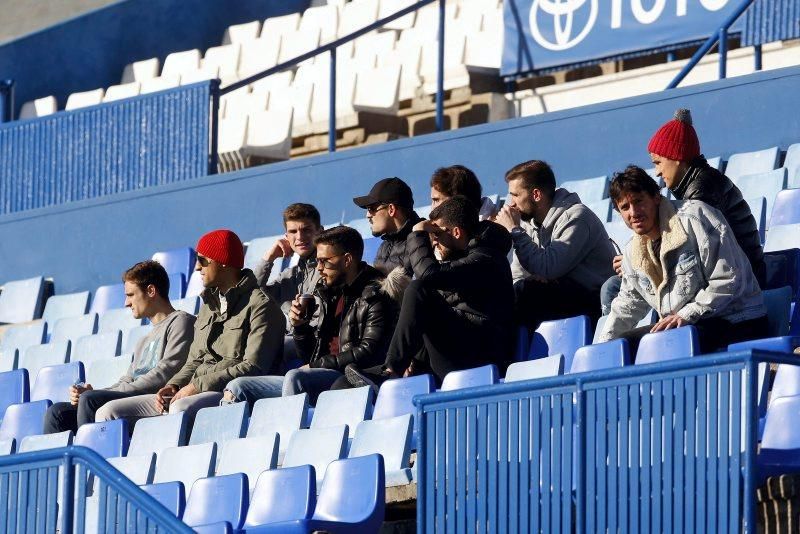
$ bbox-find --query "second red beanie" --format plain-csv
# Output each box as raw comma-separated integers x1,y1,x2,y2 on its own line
196,229,244,269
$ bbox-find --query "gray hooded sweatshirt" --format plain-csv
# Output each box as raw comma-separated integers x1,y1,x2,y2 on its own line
510,188,616,291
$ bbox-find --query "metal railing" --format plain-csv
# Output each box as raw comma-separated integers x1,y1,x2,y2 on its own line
414,350,791,533
220,0,448,154
0,445,192,533
667,0,757,89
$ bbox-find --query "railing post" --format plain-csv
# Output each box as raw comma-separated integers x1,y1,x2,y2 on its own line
575,380,586,534
435,0,446,132
0,79,14,123
329,48,337,153
209,79,220,175
667,51,676,62
743,359,758,533
754,44,763,71
719,28,728,79
61,452,75,534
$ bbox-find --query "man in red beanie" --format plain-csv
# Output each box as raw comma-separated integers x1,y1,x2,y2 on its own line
98,229,286,424
601,108,765,314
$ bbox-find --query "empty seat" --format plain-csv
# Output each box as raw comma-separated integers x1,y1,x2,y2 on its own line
784,143,800,189
635,326,699,365
140,75,181,94
71,332,122,366
18,96,58,119
243,235,285,271
165,273,185,301
19,342,71,381
244,108,294,162
300,5,339,44
75,419,129,458
732,168,787,225
764,286,792,337
151,247,197,280
758,395,800,480
261,12,301,38
90,283,126,315
528,315,592,370
346,218,373,238
0,400,51,443
248,394,309,456
250,71,294,99
373,374,435,420
19,430,73,452
379,0,417,30
50,313,98,344
419,30,468,94
172,296,200,316
724,146,780,181
85,354,132,389
0,439,14,455
279,27,321,64
99,308,144,334
338,0,379,37
585,198,612,222
746,197,767,244
218,115,249,170
140,481,185,517
464,30,503,70
121,58,160,84
242,465,316,530
238,36,282,79
349,414,413,486
65,89,104,110
0,276,46,324
216,434,279,488
311,387,373,437
282,425,348,486
183,473,248,531
765,223,800,253
203,44,241,80
570,339,630,373
161,49,201,78
123,324,153,354
269,84,314,137
103,82,140,102
604,221,633,251
31,361,83,403
771,189,800,227
185,271,205,298
440,364,498,391
189,402,249,446
42,291,90,325
222,20,261,45
154,442,216,491
0,369,29,420
505,354,565,382
128,412,188,457
560,176,609,202
352,64,402,115
0,323,46,356
108,453,156,485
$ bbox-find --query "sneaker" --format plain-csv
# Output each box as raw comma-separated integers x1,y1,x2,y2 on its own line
345,364,380,396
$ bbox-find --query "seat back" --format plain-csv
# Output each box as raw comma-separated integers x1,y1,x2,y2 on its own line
123,325,153,354
559,175,609,202
0,400,51,442
765,224,800,253
440,364,498,391
189,402,249,446
243,235,284,271
349,415,412,476
0,276,46,323
152,247,197,280
98,308,144,334
506,354,565,383
42,291,91,325
85,354,133,389
528,315,591,370
311,386,373,437
635,326,699,365
570,339,630,373
20,342,71,383
243,465,316,528
51,313,98,344
0,323,47,355
72,332,122,365
745,196,767,243
771,188,800,227
154,443,216,492
19,430,73,452
216,434,279,488
128,412,188,457
90,283,126,315
247,393,308,451
140,481,185,517
362,237,382,265
313,454,385,531
172,297,200,315
75,419,129,458
0,369,29,419
724,146,780,180
108,453,156,485
732,168,786,224
166,273,186,301
185,271,205,299
31,361,84,403
373,374,435,420
183,473,248,530
283,425,348,486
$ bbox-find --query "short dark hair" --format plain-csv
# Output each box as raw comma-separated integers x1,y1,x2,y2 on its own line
315,225,364,262
123,260,170,299
504,160,556,198
429,196,478,237
430,165,483,209
283,203,321,228
609,165,661,210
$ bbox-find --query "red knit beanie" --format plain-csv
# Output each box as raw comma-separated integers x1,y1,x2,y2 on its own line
647,108,701,161
196,229,244,269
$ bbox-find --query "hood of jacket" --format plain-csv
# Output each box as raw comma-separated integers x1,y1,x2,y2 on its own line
536,188,582,232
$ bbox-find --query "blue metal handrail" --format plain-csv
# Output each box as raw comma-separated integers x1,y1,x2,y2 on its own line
0,445,193,533
666,0,756,89
220,0,448,153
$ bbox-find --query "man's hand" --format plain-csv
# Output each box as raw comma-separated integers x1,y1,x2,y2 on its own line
289,295,310,327
650,314,687,333
264,238,293,263
496,205,522,232
612,255,623,277
173,383,198,402
69,384,93,406
154,384,179,412
412,220,437,233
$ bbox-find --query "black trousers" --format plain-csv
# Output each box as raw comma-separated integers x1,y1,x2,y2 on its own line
514,277,602,330
43,389,135,434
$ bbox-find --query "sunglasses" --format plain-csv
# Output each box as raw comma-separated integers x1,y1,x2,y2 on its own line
366,204,388,215
197,256,211,267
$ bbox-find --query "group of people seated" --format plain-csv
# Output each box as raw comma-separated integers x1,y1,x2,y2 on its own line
44,107,772,436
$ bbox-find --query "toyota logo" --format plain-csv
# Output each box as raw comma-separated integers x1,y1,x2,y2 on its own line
529,0,598,51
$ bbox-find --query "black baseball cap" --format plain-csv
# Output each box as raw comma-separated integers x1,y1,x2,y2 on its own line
353,177,414,210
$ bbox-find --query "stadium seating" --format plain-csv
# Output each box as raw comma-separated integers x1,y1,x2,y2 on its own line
528,315,592,370
559,175,609,202
128,412,188,457
505,354,564,382
0,439,14,455
0,369,29,420
71,332,122,365
85,354,132,389
108,453,156,485
188,402,249,447
570,339,630,373
172,296,201,315
31,361,84,403
724,146,780,180
731,168,787,224
0,323,46,356
372,374,435,420
784,143,800,188
440,364,498,391
42,291,91,325
50,313,98,344
18,96,57,119
185,271,205,299
247,394,308,457
0,400,51,444
19,342,71,381
635,326,699,365
74,419,129,459
183,473,249,531
18,430,73,453
141,481,185,517
0,276,46,324
310,387,373,438
152,247,197,281
99,308,144,334
362,237,382,265
90,283,126,315
123,324,153,353
242,466,316,531
746,196,767,243
154,442,217,491
167,273,186,300
65,88,104,110
282,425,348,486
771,188,800,227
216,435,279,489
764,223,800,253
586,198,612,222
758,395,800,480
348,414,413,486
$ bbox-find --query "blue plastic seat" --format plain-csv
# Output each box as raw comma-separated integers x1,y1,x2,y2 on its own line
0,438,14,455
242,465,316,532
85,354,132,389
0,400,51,443
154,442,217,492
183,473,248,531
345,219,373,238
724,146,780,180
19,430,73,452
50,313,98,344
72,332,122,365
560,175,609,202
585,198,611,222
758,395,800,481
570,339,630,373
603,221,633,252
349,414,413,487
152,247,197,281
784,143,800,189
89,283,126,315
31,361,84,403
42,291,91,326
764,286,792,337
373,374,435,420
732,168,786,225
19,341,71,381
140,481,185,517
745,196,767,244
99,308,144,334
122,324,152,353
311,386,373,438
505,354,564,382
167,273,186,300
75,419,129,458
440,364,498,391
0,369,29,420
172,296,200,315
635,326,699,365
765,224,800,253
528,315,592,370
0,323,47,356
108,453,156,485
216,435,279,489
185,271,205,298
282,425,348,487
706,156,722,170
247,393,308,457
0,276,46,324
189,402,249,446
243,235,285,271
362,237,382,265
128,412,188,457
771,188,800,227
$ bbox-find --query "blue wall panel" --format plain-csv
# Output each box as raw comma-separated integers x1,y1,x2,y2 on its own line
0,82,213,215
1,66,799,294
0,0,308,117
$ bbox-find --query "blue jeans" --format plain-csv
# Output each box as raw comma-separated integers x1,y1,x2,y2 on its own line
224,368,343,407
224,375,284,407
600,275,622,316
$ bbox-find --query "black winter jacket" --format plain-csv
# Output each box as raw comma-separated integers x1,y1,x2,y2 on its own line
374,212,424,276
294,263,398,370
671,155,765,283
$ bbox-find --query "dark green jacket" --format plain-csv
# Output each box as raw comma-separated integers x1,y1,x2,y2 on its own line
168,269,285,392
